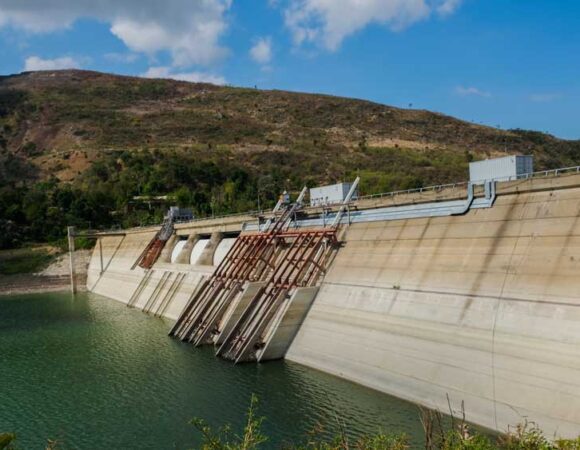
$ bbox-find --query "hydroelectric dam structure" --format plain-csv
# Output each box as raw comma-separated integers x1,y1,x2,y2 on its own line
85,166,580,439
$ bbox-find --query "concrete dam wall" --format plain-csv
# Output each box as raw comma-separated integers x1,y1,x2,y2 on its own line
87,174,580,438
86,217,249,320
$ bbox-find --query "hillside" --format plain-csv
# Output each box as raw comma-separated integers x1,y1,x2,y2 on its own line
1,69,579,247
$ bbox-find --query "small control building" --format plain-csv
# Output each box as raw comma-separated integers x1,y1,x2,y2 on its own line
310,182,358,207
469,155,533,184
168,206,194,222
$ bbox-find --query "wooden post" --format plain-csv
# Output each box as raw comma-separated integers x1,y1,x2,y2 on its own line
99,239,104,274
68,226,76,294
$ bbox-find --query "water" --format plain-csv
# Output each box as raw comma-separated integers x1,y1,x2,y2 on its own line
0,292,426,449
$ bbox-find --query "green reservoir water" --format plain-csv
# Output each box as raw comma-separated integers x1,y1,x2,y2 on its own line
0,291,425,449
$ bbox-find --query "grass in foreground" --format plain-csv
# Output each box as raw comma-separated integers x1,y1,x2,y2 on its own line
190,396,580,450
2,396,580,449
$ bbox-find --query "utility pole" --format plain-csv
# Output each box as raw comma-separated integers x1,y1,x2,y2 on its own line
67,226,76,294
257,175,274,214
99,239,104,275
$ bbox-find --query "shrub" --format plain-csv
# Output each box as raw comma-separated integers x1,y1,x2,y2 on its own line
0,433,16,450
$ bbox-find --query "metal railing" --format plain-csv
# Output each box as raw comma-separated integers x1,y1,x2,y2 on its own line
470,164,580,184
92,164,580,234
175,208,267,225
357,181,469,201
358,164,580,201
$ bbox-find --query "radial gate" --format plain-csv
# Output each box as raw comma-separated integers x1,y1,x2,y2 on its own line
133,215,174,270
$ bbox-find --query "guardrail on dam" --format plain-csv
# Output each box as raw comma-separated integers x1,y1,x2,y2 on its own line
86,170,580,440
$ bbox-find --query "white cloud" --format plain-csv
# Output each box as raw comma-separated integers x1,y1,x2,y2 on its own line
437,0,462,16
250,37,273,64
284,0,462,51
529,93,561,103
142,66,226,85
24,55,81,71
455,86,491,98
0,0,231,67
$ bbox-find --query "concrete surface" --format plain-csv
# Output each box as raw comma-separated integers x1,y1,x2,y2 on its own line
87,172,580,438
216,281,266,345
287,184,580,438
258,286,319,361
175,234,199,264
86,231,214,320
197,232,223,266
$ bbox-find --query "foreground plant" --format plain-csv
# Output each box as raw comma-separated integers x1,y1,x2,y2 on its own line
191,394,268,450
191,396,580,450
0,433,16,450
0,432,59,450
4,399,580,449
295,432,410,450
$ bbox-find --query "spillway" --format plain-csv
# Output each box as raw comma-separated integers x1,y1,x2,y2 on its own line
190,239,209,265
213,237,236,266
170,239,187,263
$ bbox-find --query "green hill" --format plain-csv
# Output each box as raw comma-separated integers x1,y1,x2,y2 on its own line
1,69,579,248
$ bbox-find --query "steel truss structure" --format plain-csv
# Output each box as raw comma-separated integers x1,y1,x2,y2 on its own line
169,194,340,362
169,180,359,362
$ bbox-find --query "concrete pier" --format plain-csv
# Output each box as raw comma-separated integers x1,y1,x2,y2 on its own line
175,234,200,264
197,232,223,266
216,282,266,345
258,286,319,362
67,226,76,294
158,234,178,263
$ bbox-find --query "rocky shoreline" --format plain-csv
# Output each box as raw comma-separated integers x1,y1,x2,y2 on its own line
0,274,78,296
0,250,91,296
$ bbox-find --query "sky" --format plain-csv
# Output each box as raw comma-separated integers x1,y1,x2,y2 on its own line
0,0,578,139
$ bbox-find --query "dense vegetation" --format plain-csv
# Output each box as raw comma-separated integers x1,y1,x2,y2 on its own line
1,70,580,249
0,149,276,248
0,145,474,248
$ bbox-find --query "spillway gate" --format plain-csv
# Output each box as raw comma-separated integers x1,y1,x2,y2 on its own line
133,215,175,269
169,196,340,363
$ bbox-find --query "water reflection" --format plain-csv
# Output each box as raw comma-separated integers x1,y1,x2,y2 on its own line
0,292,425,449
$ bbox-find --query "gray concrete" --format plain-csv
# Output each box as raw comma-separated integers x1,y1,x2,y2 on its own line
216,282,266,345
158,234,178,263
175,234,200,264
197,232,223,266
287,185,580,439
258,286,319,362
87,172,580,439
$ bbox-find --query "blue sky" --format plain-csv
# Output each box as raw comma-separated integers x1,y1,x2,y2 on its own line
0,0,578,139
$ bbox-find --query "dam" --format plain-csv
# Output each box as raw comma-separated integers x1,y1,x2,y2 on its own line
85,164,580,439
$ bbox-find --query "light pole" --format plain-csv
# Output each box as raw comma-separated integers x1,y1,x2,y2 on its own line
257,175,274,213
67,226,76,294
